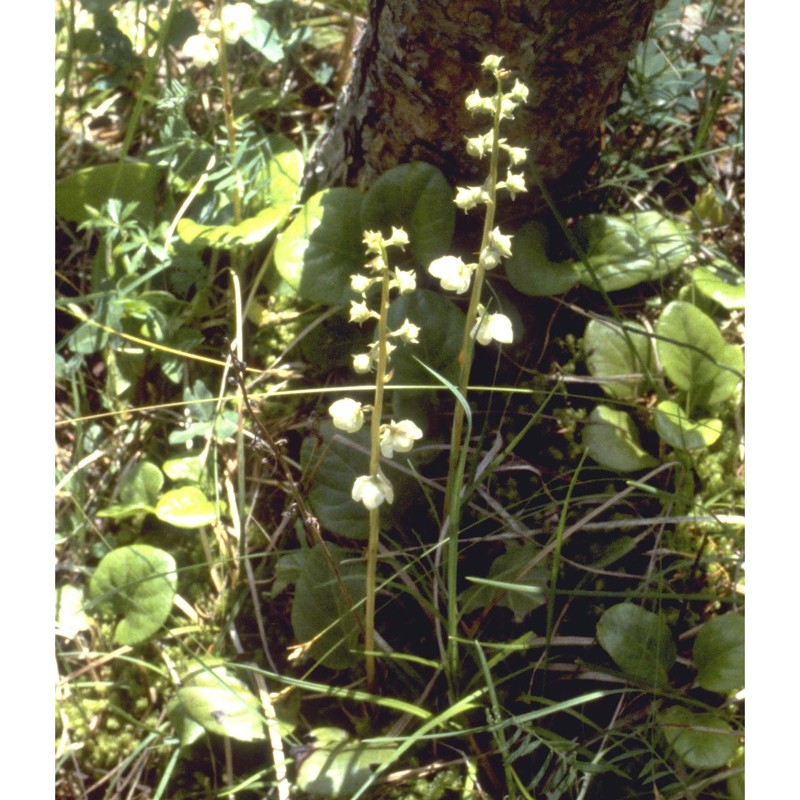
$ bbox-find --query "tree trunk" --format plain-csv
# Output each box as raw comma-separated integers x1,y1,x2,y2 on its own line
304,0,664,213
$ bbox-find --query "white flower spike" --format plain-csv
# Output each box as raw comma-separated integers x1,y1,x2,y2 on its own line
352,473,394,510
329,398,365,433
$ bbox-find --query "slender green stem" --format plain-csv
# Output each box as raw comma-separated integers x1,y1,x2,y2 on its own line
443,74,504,685
365,245,393,689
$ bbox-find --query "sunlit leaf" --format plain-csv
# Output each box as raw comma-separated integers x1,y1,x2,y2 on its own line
176,664,266,742
654,400,723,450
89,545,177,645
155,486,217,528
583,405,657,472
296,726,395,799
656,301,743,408
275,187,364,303
56,162,163,225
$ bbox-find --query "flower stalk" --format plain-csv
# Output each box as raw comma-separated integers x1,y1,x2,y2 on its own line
428,56,529,683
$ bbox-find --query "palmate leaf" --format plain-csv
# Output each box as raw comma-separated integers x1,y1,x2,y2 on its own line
89,545,177,645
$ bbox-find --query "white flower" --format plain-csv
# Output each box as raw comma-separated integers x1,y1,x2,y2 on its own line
380,420,423,457
351,274,372,294
489,227,513,257
509,79,530,103
393,268,417,295
352,473,394,509
472,309,514,345
363,229,385,255
498,171,527,199
349,300,375,324
389,318,420,344
183,33,219,67
428,255,475,294
465,89,490,114
385,227,410,248
465,134,492,159
220,3,255,44
505,145,528,166
454,185,487,211
352,352,373,374
329,398,365,432
499,95,519,120
482,54,504,72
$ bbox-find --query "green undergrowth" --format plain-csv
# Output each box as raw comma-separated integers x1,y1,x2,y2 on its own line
56,1,743,798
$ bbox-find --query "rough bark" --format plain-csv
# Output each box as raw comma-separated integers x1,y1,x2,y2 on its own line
304,0,664,213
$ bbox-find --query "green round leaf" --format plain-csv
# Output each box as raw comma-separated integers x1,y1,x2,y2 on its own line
155,486,217,528
177,135,303,249
584,318,654,401
98,460,164,520
361,162,455,267
56,162,164,225
691,261,745,310
693,613,744,693
654,400,723,450
660,706,738,769
275,187,364,303
576,211,690,292
89,545,177,645
576,214,656,292
583,405,657,472
162,454,206,483
176,665,266,742
596,602,676,685
505,220,581,296
296,727,395,799
656,301,743,408
290,545,366,670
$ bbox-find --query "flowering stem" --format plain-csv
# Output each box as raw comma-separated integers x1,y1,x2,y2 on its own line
364,243,393,690
443,73,504,684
